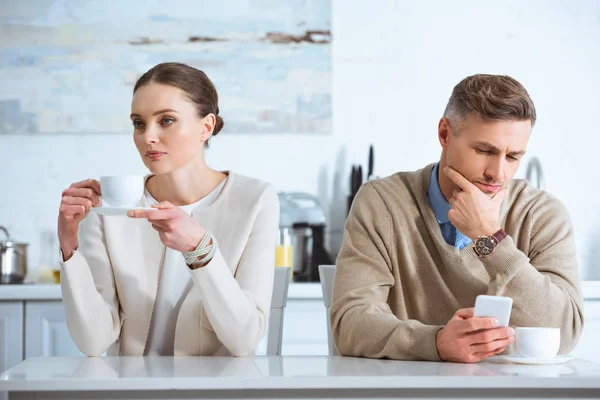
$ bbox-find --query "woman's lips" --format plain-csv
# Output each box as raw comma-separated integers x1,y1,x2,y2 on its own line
146,151,166,160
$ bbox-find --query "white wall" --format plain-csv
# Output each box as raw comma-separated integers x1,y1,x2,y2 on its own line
1,0,599,279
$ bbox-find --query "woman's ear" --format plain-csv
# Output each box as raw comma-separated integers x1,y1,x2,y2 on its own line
200,113,216,142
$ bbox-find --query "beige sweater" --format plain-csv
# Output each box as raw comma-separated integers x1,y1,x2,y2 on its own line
331,163,583,361
60,172,279,357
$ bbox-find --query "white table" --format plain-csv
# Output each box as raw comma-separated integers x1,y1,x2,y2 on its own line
1,356,599,399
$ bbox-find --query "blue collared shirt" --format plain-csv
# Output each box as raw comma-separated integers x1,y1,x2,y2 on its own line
427,164,472,250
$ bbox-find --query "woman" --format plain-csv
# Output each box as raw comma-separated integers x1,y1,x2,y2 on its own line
57,62,279,357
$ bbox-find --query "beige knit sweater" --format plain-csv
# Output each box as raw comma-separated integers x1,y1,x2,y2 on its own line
331,163,583,361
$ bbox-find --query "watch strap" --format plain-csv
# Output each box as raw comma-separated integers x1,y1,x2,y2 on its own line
492,229,507,245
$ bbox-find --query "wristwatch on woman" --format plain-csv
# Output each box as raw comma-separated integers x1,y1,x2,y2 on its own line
473,229,507,257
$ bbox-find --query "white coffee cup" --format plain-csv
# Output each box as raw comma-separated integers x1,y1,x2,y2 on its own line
99,175,144,207
515,327,561,359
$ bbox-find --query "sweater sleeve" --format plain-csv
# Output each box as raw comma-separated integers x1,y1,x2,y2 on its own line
59,212,122,356
330,183,443,361
484,194,584,353
188,184,279,356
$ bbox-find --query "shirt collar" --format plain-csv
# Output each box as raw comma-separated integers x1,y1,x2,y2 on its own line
427,163,452,224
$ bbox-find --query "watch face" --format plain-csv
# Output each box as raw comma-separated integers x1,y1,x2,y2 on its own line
475,236,495,256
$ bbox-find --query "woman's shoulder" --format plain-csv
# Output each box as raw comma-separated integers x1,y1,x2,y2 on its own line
225,172,279,205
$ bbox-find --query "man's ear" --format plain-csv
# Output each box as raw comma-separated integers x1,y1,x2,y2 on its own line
438,117,453,148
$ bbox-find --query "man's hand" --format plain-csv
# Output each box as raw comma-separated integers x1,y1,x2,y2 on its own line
443,167,506,240
436,308,515,363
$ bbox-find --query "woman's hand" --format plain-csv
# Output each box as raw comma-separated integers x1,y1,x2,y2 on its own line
128,201,206,253
58,179,102,261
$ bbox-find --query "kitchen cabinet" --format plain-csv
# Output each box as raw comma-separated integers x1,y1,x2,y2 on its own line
0,302,23,400
0,302,23,373
2,298,328,362
24,301,85,358
0,284,331,367
281,299,328,356
244,299,329,356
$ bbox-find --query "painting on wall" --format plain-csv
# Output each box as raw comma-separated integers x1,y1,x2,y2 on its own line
0,0,332,134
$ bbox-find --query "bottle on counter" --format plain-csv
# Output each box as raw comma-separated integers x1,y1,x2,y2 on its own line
37,230,61,284
275,227,293,277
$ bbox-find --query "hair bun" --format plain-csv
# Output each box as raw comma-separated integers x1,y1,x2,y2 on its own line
213,115,225,136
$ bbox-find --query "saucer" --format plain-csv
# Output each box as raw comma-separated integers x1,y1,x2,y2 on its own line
90,207,154,216
495,363,576,377
486,355,574,365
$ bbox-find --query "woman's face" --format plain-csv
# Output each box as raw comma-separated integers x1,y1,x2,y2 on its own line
131,83,212,175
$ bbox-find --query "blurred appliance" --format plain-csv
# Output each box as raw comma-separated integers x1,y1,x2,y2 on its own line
0,226,27,284
279,193,333,282
525,157,544,190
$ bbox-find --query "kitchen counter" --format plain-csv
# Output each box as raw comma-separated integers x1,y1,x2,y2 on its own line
0,282,324,301
0,284,61,300
1,356,599,399
2,281,599,301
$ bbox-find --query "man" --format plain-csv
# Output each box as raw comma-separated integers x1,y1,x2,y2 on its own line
330,74,583,363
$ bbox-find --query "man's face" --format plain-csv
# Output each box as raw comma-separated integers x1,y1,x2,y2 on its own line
439,114,532,197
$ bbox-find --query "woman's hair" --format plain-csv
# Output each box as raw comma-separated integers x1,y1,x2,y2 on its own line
444,74,536,132
134,62,225,139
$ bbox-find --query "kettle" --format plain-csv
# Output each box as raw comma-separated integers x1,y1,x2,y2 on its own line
291,222,333,282
0,226,28,284
278,192,333,282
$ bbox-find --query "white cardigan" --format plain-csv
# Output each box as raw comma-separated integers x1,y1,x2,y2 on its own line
60,172,279,357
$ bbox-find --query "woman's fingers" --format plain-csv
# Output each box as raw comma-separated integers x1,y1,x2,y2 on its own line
62,196,93,210
71,179,102,196
59,204,87,219
62,187,100,207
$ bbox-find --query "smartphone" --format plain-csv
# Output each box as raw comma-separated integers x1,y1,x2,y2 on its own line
473,295,513,327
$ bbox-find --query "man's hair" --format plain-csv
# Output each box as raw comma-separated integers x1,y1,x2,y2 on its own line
443,74,536,131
